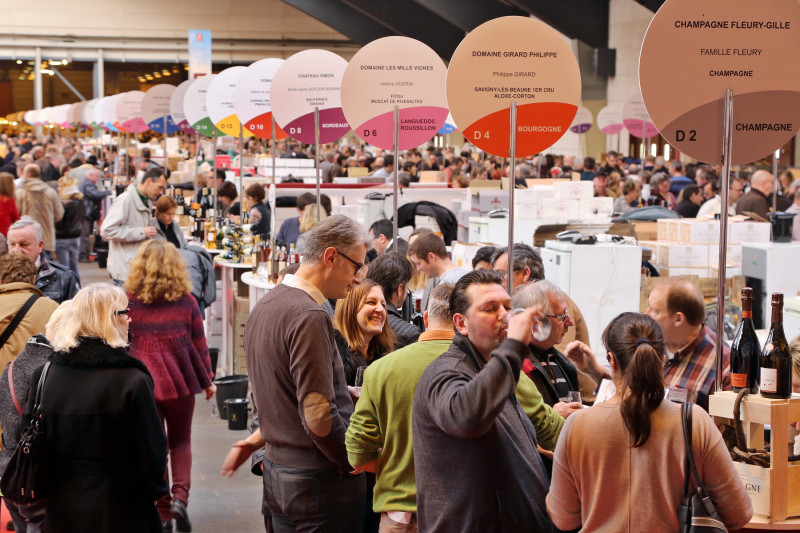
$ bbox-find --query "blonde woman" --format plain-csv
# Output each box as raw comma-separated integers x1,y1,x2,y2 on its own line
125,240,215,533
294,204,328,254
55,175,85,282
30,283,169,533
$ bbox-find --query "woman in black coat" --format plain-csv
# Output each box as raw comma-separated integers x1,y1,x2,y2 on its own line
26,283,168,533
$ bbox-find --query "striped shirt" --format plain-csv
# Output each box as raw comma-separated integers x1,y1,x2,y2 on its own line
663,326,731,411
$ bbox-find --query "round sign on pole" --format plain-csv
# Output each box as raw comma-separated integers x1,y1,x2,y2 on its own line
640,0,800,164
597,105,624,135
142,84,179,134
170,80,197,135
341,36,448,150
184,75,223,138
447,16,581,158
438,113,458,135
569,106,593,134
116,91,149,133
206,66,253,138
622,93,658,139
234,58,290,140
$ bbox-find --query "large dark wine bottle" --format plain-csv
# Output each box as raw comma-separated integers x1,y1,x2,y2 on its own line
759,293,791,399
730,288,761,392
411,298,425,331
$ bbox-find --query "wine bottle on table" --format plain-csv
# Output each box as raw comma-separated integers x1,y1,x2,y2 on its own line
759,293,791,399
411,298,425,331
730,288,761,392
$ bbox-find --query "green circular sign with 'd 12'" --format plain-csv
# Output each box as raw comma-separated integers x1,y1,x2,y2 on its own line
640,0,800,164
446,16,581,158
207,66,253,138
183,75,224,138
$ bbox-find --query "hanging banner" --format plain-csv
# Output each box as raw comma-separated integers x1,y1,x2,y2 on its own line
341,36,448,150
569,106,593,134
142,84,179,134
234,58,290,140
170,79,197,135
188,30,212,79
640,0,800,164
206,66,253,138
597,105,624,135
183,74,223,138
446,16,581,158
622,93,658,139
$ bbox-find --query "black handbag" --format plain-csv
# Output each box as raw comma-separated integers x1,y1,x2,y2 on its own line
0,361,51,505
678,401,728,532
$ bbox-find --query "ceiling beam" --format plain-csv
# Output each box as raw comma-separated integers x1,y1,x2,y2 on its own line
339,0,465,59
282,0,394,45
633,0,665,12
505,0,609,49
412,0,525,32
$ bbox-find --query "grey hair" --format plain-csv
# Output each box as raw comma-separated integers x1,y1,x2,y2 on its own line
427,282,455,325
302,215,371,264
511,279,563,315
649,172,669,187
9,215,44,243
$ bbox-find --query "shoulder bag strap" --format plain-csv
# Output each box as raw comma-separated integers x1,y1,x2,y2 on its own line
682,402,709,496
31,362,51,418
0,294,40,350
7,359,22,415
682,401,692,499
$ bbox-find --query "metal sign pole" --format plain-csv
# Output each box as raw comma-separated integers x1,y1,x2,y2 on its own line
193,132,199,191
270,116,277,249
715,89,734,392
211,130,218,224
641,118,647,160
238,124,244,209
393,105,400,253
314,107,321,223
507,102,517,294
772,148,780,212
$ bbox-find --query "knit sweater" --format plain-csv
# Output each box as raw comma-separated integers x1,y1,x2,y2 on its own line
546,399,752,532
126,293,213,402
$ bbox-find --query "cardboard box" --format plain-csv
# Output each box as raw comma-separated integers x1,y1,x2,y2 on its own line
471,191,508,212
708,244,742,266
513,189,541,219
234,296,250,315
659,266,711,278
677,219,721,244
580,197,614,217
540,198,580,218
555,181,594,199
728,221,771,244
657,218,671,241
710,265,742,278
657,218,681,242
633,221,659,242
658,243,710,268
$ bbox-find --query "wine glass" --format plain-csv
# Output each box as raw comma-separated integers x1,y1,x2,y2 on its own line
504,308,551,342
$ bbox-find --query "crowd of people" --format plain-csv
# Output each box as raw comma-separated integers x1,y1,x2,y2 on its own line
0,131,797,533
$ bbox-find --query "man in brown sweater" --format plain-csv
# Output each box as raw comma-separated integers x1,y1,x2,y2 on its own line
243,214,372,532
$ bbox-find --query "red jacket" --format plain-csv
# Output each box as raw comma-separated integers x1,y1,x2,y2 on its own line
0,195,19,236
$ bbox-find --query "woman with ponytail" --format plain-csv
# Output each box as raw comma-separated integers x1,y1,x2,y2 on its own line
546,312,752,532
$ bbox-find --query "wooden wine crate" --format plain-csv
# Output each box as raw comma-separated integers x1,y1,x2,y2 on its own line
709,391,800,522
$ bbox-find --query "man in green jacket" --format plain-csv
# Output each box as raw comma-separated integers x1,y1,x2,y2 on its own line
346,282,563,532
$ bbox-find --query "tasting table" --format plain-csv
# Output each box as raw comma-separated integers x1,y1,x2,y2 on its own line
214,257,252,376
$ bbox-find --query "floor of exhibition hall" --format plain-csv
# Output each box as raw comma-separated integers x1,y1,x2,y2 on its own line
75,261,265,533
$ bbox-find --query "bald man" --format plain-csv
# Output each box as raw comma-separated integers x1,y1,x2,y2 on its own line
736,170,775,220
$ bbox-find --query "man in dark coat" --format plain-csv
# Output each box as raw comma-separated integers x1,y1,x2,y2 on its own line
737,170,775,220
412,270,554,533
366,251,421,348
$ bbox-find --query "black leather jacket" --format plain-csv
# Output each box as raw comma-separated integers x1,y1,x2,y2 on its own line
36,253,80,304
55,198,86,239
387,302,421,349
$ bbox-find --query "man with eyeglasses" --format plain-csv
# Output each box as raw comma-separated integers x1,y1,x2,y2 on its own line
697,176,746,218
511,280,583,421
240,214,372,532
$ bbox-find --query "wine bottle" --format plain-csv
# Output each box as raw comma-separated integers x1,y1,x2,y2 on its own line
175,192,185,216
759,293,792,399
730,288,761,392
411,298,425,331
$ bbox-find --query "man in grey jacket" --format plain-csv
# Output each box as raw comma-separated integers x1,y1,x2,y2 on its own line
412,269,554,533
100,168,166,284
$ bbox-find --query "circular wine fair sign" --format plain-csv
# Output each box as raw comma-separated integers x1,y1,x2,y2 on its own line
447,16,581,158
640,0,800,164
341,36,447,150
142,84,178,134
569,106,593,134
116,91,149,133
622,93,658,139
597,105,624,135
235,58,289,141
207,66,253,138
184,75,222,138
171,79,196,135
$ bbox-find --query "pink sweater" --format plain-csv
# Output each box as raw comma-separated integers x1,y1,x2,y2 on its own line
127,293,213,402
547,399,752,532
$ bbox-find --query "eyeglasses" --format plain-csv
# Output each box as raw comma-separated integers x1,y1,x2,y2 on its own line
115,308,130,316
546,311,569,322
336,249,364,276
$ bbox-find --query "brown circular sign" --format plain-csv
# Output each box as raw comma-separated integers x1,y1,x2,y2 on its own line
640,0,800,164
